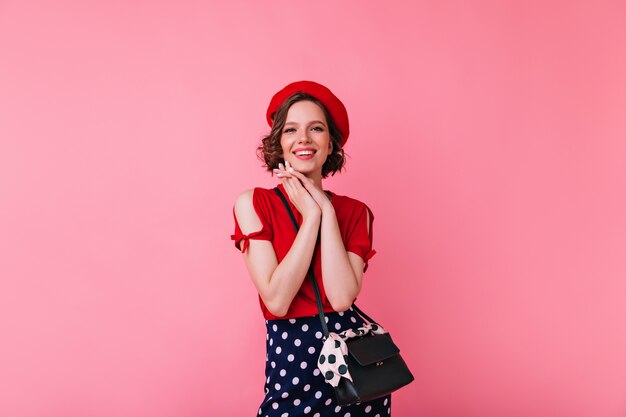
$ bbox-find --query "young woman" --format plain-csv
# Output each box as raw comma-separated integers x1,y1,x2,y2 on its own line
232,81,391,416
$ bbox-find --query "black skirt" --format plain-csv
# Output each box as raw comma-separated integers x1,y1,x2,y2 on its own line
258,307,391,416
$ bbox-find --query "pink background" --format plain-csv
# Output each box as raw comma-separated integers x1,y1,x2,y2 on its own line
1,1,625,416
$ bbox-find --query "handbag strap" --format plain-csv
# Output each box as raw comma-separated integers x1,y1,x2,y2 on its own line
272,187,379,337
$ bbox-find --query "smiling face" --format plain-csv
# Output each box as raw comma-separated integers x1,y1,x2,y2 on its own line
280,100,333,177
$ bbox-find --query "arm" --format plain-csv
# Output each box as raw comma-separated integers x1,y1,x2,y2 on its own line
319,205,369,311
234,189,321,317
283,168,370,311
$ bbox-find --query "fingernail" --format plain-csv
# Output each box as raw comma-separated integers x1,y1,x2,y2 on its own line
288,168,294,173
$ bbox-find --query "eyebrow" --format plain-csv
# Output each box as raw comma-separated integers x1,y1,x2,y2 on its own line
284,120,327,126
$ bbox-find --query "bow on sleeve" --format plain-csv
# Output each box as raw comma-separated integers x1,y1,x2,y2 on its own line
231,229,266,253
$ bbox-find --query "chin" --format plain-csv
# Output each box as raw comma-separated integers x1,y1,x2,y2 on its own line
291,162,316,171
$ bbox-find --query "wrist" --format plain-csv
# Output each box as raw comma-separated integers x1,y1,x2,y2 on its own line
302,211,322,224
321,203,335,216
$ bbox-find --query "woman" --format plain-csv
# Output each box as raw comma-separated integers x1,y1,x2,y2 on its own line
232,81,391,416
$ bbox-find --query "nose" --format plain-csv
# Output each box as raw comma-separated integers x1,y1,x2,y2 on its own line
298,131,312,143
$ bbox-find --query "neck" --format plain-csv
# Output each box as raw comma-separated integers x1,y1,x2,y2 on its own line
307,171,323,190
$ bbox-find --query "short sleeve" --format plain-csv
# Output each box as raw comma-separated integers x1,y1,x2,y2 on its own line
231,189,273,253
345,203,376,271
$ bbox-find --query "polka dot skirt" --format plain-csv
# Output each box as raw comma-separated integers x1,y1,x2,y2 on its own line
258,307,391,417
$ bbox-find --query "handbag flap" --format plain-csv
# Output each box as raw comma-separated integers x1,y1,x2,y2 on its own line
346,333,400,366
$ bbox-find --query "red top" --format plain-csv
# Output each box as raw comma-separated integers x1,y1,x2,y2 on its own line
231,183,376,320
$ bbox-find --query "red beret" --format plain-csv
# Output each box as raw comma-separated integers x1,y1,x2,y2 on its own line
266,80,350,146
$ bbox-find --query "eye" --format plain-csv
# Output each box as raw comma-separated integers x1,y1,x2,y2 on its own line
311,126,324,132
283,127,296,133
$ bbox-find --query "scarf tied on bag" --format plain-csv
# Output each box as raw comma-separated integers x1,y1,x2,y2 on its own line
317,323,387,387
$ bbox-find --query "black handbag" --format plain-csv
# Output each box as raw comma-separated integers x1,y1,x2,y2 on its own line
273,187,414,406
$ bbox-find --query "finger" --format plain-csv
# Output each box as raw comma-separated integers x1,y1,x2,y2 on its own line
289,171,320,193
281,177,296,205
288,170,312,184
274,162,293,178
282,175,297,198
287,174,309,194
274,168,291,178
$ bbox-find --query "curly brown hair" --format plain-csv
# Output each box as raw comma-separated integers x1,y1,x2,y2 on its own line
257,92,346,178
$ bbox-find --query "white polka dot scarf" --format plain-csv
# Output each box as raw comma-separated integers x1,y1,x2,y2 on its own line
317,323,387,387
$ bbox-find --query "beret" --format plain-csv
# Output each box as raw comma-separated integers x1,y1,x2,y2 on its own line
266,80,350,146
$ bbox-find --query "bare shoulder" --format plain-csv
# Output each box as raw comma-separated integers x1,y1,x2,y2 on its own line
234,189,263,234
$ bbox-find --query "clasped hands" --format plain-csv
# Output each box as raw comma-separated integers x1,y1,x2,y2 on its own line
273,161,333,219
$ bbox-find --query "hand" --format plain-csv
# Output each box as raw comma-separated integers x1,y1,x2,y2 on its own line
274,161,321,220
282,162,333,212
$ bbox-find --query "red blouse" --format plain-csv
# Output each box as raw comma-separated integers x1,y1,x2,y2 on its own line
231,183,376,320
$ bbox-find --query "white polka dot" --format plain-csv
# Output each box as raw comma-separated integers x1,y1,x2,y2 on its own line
292,377,299,385
344,413,351,417
324,316,329,323
335,406,342,412
338,311,344,316
365,405,372,413
270,338,274,346
258,408,262,415
272,402,278,409
302,324,309,331
314,391,322,399
313,368,320,376
303,384,311,391
266,376,270,383
272,324,278,331
325,398,332,406
351,317,357,323
266,333,269,340
279,369,286,377
281,413,288,417
294,399,301,406
289,318,296,324
281,392,289,398
274,383,281,390
300,361,307,369
275,346,282,354
375,414,380,417
294,339,301,346
304,406,311,414
387,407,390,414
308,346,316,354
282,331,289,339
334,322,342,330
315,331,323,339
314,413,320,417
287,354,295,362
271,361,276,368
384,398,388,406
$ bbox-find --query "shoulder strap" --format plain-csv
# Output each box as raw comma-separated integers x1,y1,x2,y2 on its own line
272,187,379,337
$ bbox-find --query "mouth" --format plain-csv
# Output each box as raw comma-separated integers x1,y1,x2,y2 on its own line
293,149,317,160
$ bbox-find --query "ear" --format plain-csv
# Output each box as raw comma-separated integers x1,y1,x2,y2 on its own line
328,140,333,153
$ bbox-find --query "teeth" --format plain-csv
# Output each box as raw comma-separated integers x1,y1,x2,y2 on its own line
295,150,315,156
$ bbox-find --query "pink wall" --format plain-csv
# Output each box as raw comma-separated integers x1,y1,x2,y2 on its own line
1,1,625,416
